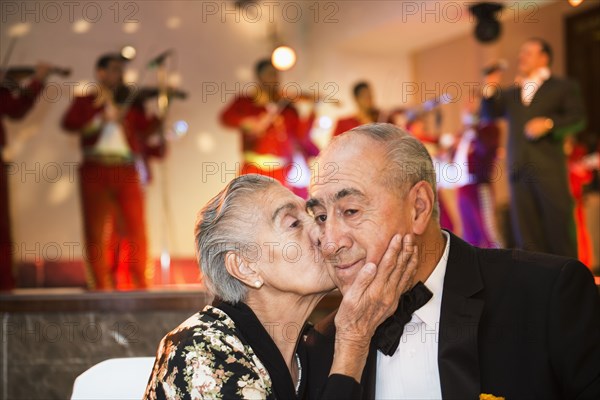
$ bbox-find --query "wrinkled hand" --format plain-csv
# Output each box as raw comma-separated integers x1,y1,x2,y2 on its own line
328,234,418,380
335,234,419,348
525,117,552,140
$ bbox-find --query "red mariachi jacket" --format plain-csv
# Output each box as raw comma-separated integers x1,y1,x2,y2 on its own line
332,116,362,137
0,79,44,152
220,95,301,162
61,94,164,161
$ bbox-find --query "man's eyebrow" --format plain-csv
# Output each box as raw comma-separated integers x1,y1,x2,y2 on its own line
271,202,297,223
334,188,365,201
306,188,365,212
305,198,322,211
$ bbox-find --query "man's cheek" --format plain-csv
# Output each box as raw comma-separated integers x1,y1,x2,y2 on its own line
366,244,387,266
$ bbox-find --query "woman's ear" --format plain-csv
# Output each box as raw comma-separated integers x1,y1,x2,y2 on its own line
224,252,263,289
410,181,434,235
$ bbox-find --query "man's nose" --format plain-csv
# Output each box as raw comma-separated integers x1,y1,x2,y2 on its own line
319,218,351,258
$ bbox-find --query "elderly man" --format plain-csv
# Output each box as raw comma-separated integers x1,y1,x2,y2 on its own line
305,123,600,399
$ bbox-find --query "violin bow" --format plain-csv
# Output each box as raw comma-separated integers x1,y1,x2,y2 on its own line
0,38,18,73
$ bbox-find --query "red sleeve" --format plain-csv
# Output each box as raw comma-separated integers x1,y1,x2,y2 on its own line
126,105,166,159
220,96,254,128
332,121,345,137
129,105,161,137
0,79,44,119
296,111,320,158
142,115,166,159
61,95,102,133
333,117,359,137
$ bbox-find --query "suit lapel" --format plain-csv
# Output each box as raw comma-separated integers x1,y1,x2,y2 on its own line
438,231,485,399
528,76,553,106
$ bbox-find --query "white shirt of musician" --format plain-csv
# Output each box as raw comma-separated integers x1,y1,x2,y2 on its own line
521,67,551,106
375,231,450,400
92,103,131,156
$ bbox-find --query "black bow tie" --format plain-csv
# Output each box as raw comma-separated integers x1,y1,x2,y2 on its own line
373,281,433,356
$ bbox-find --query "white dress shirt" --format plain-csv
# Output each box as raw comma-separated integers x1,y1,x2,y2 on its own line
375,231,450,400
92,102,131,157
521,67,551,106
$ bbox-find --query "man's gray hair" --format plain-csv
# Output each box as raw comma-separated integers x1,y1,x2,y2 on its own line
194,174,277,303
339,123,439,220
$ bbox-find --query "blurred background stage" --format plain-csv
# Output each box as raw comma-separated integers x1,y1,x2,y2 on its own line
1,0,599,399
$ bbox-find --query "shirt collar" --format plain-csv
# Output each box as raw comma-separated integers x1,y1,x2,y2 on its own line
414,231,450,329
526,66,551,83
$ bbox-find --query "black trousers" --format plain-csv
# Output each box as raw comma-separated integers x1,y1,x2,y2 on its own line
510,164,577,258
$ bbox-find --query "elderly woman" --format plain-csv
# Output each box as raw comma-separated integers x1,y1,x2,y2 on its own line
144,174,417,399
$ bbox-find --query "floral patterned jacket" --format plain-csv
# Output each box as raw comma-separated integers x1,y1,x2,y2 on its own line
144,301,361,400
144,305,274,399
144,302,303,400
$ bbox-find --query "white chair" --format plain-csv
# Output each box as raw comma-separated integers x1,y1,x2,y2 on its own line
71,357,155,400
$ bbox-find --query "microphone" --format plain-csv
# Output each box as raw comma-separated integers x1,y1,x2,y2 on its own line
482,59,508,75
147,49,173,68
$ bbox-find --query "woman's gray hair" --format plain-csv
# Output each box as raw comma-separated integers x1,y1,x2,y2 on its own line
339,123,439,220
194,174,277,303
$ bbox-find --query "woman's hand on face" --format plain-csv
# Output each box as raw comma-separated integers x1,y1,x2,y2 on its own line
334,234,419,349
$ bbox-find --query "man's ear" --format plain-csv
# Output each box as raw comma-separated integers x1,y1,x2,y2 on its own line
410,181,434,235
224,252,262,289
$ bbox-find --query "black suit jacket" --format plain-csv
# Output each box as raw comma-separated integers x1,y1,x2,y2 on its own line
306,232,600,399
480,76,585,177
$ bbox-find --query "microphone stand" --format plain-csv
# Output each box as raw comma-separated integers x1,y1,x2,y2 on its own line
155,57,176,286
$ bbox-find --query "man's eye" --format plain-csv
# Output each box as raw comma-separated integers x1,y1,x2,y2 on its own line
344,209,358,216
315,214,327,224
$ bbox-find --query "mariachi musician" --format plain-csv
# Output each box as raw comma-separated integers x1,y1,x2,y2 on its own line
0,63,52,290
61,53,165,290
332,81,382,137
454,96,503,248
220,58,318,189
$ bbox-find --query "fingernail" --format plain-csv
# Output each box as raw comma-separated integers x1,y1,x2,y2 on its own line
364,263,376,274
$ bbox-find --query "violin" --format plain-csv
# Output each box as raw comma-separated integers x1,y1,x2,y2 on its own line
0,66,71,90
1,66,71,81
113,85,188,105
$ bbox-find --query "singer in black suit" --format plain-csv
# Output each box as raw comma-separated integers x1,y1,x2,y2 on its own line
306,123,600,399
480,38,586,258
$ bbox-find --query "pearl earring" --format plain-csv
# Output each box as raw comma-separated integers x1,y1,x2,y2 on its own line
254,280,262,288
